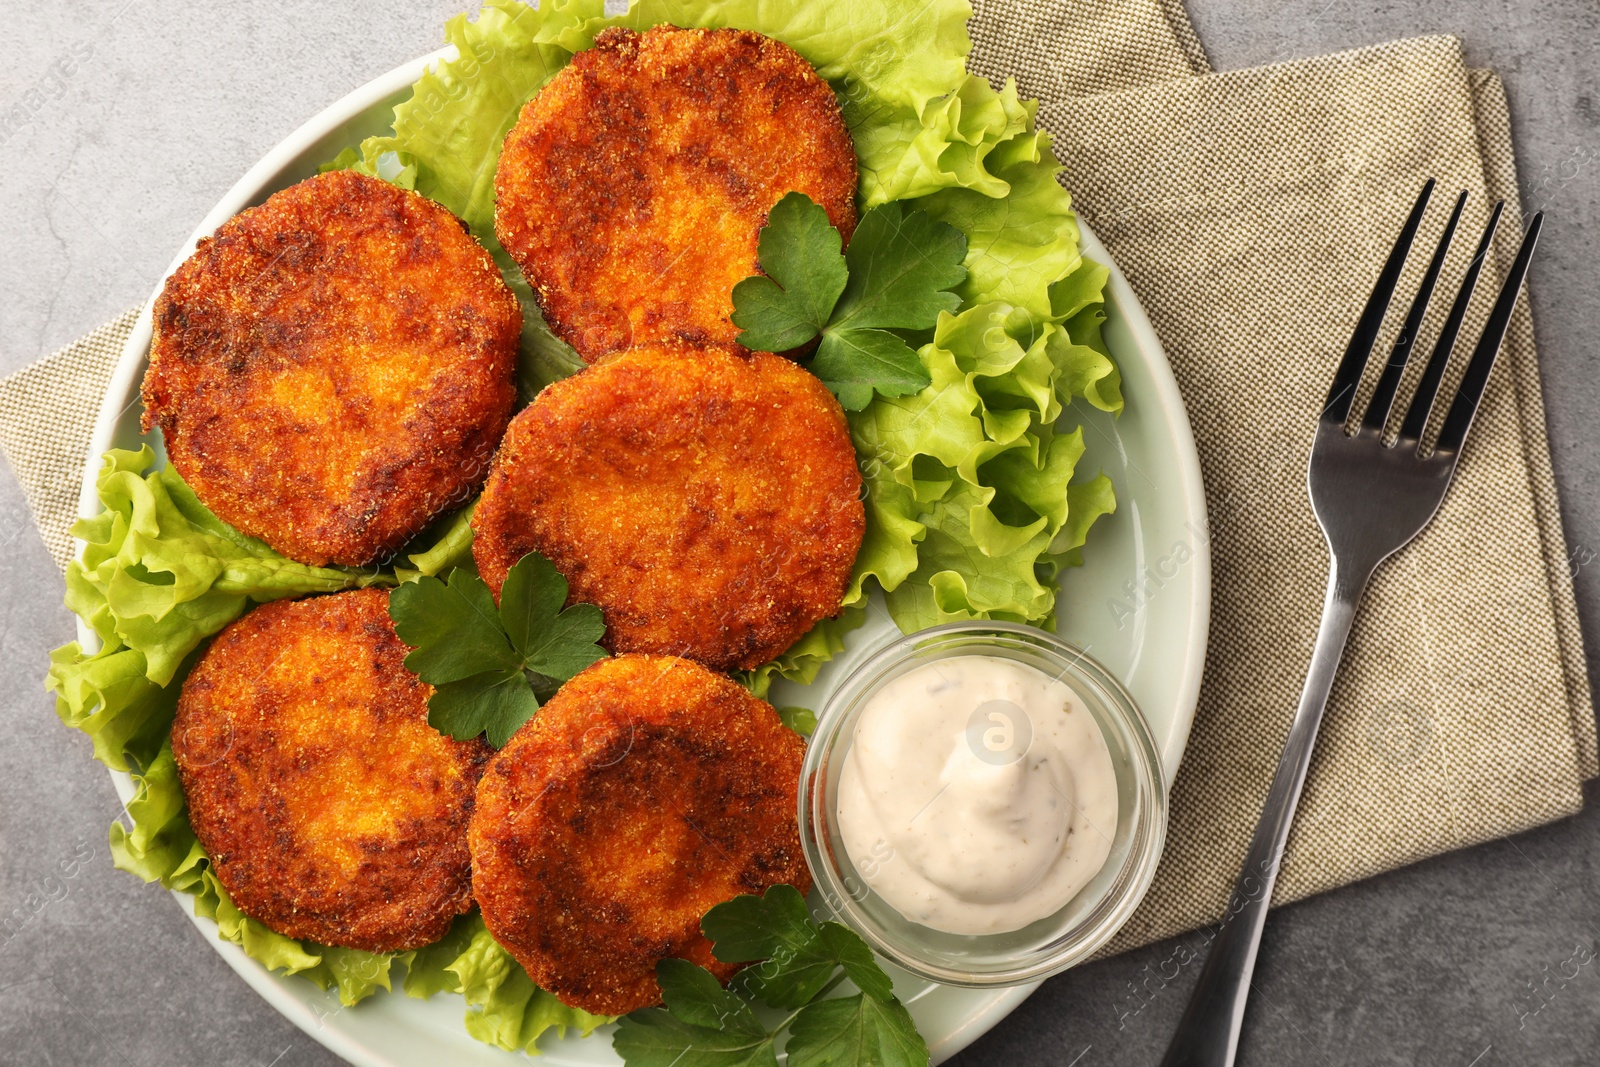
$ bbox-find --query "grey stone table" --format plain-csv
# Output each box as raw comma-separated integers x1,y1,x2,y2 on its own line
2,2,1596,1064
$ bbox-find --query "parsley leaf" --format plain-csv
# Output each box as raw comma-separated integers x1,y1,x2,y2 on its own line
817,922,895,1004
656,959,767,1037
391,568,523,682
389,551,607,746
611,1010,779,1067
613,886,929,1067
425,669,538,750
700,883,815,962
705,885,839,1009
776,705,817,737
832,200,969,331
786,993,927,1067
731,193,966,411
500,552,608,679
703,885,898,1009
730,193,847,352
613,959,778,1067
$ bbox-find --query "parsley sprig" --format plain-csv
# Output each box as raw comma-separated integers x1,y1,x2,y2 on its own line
613,885,929,1067
731,192,968,411
388,551,607,746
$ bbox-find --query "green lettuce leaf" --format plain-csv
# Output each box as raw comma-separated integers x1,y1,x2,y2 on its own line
48,448,389,775
916,112,1082,324
735,606,866,701
59,447,381,688
446,913,614,1052
776,706,818,737
399,503,478,581
846,302,1117,630
397,917,479,999
836,76,1122,632
1059,274,1125,416
47,639,184,773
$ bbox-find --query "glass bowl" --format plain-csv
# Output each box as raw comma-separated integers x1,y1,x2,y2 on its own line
799,621,1167,987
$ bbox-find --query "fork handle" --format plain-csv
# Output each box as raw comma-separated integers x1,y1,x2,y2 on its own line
1158,559,1370,1067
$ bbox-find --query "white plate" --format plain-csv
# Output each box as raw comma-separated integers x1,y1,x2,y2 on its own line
76,46,1209,1067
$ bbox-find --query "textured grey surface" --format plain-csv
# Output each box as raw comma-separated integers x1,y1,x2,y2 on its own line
1,2,1596,1065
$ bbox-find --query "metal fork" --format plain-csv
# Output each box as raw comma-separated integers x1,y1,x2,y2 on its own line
1159,180,1544,1067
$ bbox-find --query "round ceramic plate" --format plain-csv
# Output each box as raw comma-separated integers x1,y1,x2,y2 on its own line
76,46,1209,1067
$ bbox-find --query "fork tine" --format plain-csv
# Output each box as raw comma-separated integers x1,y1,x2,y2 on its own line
1322,178,1436,424
1361,189,1468,433
1398,200,1504,443
1433,212,1543,454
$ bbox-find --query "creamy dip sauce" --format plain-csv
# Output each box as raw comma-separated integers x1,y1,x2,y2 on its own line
836,655,1118,935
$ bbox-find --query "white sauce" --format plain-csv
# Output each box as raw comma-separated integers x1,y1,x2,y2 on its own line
836,655,1118,935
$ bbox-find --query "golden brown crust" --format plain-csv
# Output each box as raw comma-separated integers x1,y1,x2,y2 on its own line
494,25,857,361
143,169,521,567
470,654,810,1015
470,343,865,671
171,588,492,952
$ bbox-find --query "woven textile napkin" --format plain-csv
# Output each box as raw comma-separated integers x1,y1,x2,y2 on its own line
968,1,1597,954
2,0,1593,959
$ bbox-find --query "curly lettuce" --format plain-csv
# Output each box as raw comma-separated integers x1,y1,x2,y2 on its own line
398,503,479,581
446,914,614,1051
852,300,1117,629
735,605,867,701
59,447,380,686
48,448,385,772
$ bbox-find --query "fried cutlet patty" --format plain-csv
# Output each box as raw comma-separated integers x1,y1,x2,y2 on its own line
142,169,521,567
171,588,491,952
470,654,810,1015
494,25,857,361
471,344,865,671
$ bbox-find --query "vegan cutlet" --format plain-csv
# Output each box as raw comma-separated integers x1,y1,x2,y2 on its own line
470,343,865,671
171,588,491,953
469,654,811,1016
143,169,521,567
494,25,857,361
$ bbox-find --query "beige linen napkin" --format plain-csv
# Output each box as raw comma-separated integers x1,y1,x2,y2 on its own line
967,2,1597,954
0,307,141,570
2,0,1593,959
